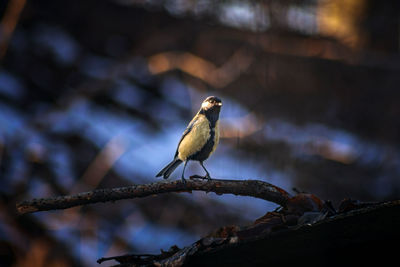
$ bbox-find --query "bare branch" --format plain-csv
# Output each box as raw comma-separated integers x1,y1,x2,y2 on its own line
16,177,291,215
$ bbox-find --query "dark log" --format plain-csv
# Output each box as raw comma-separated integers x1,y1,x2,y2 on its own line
98,200,400,266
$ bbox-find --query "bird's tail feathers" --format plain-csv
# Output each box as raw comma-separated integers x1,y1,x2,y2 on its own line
156,158,182,179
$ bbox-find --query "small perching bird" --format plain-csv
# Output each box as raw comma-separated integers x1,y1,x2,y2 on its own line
156,96,222,182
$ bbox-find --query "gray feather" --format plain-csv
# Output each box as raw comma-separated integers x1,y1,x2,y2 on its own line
155,158,182,179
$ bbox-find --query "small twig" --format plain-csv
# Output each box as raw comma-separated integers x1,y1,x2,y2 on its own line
16,177,291,215
0,0,27,60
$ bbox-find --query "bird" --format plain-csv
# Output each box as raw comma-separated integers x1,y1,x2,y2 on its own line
156,96,222,182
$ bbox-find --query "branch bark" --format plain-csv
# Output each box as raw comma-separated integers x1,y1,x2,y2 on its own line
16,177,291,215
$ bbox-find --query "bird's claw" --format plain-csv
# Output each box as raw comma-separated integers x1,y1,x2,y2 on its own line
189,174,211,181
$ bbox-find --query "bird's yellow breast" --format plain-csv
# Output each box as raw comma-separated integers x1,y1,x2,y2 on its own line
178,114,210,161
210,120,220,156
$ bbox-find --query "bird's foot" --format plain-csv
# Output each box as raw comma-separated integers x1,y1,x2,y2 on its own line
190,174,212,180
190,174,210,180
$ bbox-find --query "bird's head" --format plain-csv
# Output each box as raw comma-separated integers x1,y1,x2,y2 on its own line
201,96,222,111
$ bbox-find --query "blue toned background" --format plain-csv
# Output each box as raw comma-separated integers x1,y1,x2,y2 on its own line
1,0,400,266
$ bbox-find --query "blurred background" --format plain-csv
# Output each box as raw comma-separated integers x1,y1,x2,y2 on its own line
1,0,400,266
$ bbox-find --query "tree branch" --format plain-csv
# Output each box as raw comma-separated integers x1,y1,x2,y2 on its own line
16,176,291,215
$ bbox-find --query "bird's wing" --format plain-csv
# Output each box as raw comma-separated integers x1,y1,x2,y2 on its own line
176,114,210,161
174,114,199,158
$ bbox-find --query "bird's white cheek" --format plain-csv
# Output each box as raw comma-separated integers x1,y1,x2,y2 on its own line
201,101,212,110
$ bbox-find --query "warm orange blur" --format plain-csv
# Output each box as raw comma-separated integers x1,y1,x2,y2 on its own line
148,48,253,88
